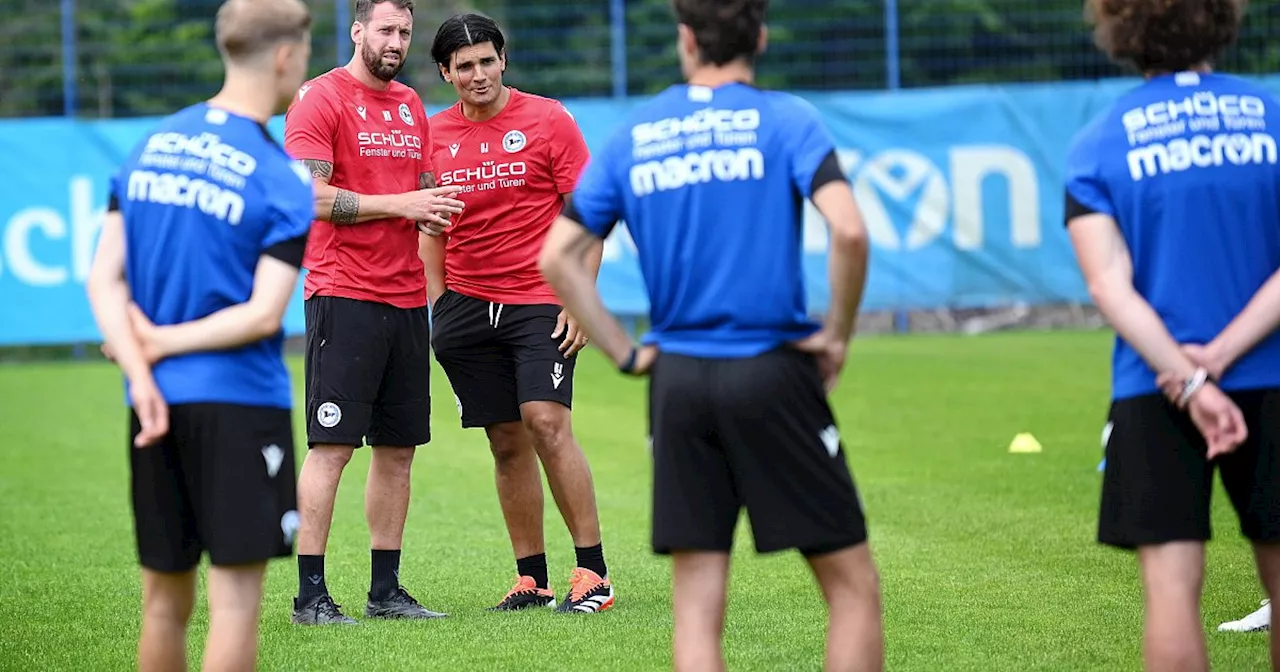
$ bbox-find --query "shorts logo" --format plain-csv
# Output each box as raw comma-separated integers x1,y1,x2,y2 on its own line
820,425,840,458
503,130,527,153
1097,421,1114,473
551,362,565,390
281,510,300,545
454,394,463,418
317,402,342,428
399,103,415,126
261,444,284,478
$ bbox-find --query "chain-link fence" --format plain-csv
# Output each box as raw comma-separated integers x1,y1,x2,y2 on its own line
3,0,1278,118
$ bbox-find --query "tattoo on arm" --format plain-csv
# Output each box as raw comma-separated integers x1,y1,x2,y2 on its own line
419,172,436,190
304,159,333,182
332,190,360,225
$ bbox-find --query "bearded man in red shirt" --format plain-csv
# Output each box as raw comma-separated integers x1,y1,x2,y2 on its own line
284,0,465,625
423,12,614,615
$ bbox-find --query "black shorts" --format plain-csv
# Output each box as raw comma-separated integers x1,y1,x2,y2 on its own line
648,347,868,556
130,403,298,572
1098,389,1280,549
304,295,432,448
430,290,574,428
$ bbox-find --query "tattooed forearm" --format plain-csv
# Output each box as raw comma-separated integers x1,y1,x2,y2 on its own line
419,172,436,190
332,189,360,225
304,159,333,182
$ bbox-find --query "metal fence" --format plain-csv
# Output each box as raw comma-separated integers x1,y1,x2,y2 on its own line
3,0,1279,120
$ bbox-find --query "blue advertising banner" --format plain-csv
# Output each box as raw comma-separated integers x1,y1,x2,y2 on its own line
3,76,1278,345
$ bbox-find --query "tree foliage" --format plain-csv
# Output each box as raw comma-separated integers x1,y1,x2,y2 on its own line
1,0,1277,119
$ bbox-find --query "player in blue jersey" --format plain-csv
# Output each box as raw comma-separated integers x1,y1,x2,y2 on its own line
539,1,881,669
86,1,314,669
1065,0,1280,667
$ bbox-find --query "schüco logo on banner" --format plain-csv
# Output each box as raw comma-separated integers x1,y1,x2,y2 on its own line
0,147,1044,277
802,146,1043,253
0,177,104,287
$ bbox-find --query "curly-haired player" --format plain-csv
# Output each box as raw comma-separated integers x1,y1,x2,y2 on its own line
1066,0,1280,668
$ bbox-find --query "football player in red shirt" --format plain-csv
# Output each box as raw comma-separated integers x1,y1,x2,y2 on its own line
423,13,615,614
283,0,465,625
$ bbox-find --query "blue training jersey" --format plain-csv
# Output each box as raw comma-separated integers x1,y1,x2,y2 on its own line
569,82,844,358
1065,72,1280,400
108,102,314,409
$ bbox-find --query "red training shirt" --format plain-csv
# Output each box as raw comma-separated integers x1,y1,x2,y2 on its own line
284,67,433,309
429,88,590,305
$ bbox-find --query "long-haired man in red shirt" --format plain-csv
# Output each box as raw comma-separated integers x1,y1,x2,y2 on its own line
423,13,614,614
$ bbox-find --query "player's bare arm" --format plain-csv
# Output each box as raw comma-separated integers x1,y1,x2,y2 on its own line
551,234,601,357
1192,266,1280,379
128,255,303,361
583,232,604,281
811,180,869,343
549,197,603,357
86,211,169,447
541,214,656,375
415,170,450,304
790,179,870,391
303,158,465,227
304,158,334,182
1069,212,1247,455
417,171,453,237
770,155,870,393
1068,213,1202,380
419,231,447,304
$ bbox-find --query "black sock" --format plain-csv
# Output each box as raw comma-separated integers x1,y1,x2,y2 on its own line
298,554,327,602
370,549,401,600
516,553,549,589
575,544,607,578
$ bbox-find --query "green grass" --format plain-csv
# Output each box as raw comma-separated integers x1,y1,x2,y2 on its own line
0,330,1271,671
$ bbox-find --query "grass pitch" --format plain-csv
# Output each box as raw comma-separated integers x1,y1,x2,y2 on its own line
0,330,1270,671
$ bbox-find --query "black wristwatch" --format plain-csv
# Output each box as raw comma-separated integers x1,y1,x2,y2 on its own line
619,346,638,375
